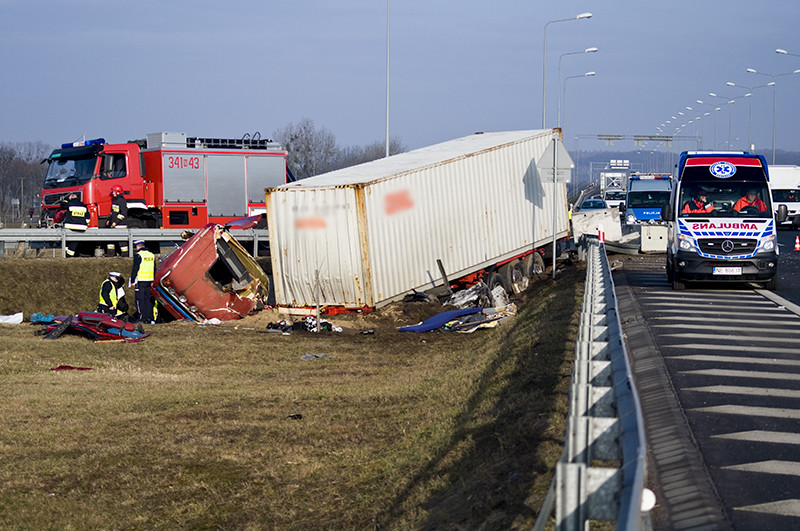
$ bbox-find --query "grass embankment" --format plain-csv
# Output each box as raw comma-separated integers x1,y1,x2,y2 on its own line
0,257,584,529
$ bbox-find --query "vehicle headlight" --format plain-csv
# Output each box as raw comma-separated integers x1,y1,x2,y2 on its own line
678,234,696,251
626,214,636,224
760,234,775,252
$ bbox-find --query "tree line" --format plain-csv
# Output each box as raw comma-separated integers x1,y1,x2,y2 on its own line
0,119,407,226
0,142,52,225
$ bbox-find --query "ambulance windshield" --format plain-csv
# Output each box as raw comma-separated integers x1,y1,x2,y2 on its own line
679,182,772,218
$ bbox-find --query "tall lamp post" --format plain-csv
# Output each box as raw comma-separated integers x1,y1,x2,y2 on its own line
557,47,598,127
776,48,800,59
707,92,741,149
725,81,774,151
746,67,800,164
541,12,592,129
385,0,390,157
562,71,596,138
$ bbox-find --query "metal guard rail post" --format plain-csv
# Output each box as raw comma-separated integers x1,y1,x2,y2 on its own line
0,228,269,258
535,238,648,530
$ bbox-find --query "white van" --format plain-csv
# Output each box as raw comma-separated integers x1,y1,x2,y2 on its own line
603,188,626,209
768,165,800,227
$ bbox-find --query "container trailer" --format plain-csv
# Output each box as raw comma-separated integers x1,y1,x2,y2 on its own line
265,129,572,310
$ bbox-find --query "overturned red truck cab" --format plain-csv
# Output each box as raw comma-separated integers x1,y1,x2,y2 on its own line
153,217,270,321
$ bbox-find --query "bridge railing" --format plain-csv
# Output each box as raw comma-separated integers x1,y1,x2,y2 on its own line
0,228,269,258
535,238,649,530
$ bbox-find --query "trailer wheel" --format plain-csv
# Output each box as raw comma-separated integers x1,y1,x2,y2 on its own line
487,272,510,294
500,259,528,294
528,252,546,277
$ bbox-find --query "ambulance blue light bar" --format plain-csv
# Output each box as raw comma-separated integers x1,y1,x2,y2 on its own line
61,138,105,149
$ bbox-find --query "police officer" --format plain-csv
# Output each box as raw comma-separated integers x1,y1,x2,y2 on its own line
130,240,155,323
97,272,129,318
62,192,90,257
106,185,129,256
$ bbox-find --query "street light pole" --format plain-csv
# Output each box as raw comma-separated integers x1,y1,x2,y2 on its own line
708,92,743,149
562,71,596,137
541,12,591,129
776,48,800,59
385,0,390,158
746,67,800,164
726,81,774,151
557,47,598,128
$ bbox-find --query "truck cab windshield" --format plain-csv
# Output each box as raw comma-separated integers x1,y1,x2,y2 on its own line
628,191,670,208
43,156,98,189
679,182,772,218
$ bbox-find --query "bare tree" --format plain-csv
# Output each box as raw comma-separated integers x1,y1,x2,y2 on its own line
274,118,339,179
0,141,52,224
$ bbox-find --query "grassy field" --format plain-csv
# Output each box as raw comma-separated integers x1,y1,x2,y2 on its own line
0,257,583,529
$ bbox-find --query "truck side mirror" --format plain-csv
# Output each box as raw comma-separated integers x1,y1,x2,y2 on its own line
776,204,788,224
619,203,626,213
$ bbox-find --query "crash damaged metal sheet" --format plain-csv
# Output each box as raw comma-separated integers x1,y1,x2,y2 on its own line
153,222,269,321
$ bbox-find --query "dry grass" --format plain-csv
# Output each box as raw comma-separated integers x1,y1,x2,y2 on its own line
0,256,584,529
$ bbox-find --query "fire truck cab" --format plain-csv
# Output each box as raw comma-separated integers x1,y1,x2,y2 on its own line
41,132,291,229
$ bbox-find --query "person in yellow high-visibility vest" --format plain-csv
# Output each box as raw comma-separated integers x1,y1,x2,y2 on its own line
97,271,129,318
130,240,155,323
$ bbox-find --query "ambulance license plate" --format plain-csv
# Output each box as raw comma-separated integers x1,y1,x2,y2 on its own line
713,266,742,275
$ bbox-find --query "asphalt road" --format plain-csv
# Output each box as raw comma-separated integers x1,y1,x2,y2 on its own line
613,230,800,529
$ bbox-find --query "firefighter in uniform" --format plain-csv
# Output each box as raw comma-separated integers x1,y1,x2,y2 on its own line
130,240,155,323
97,271,129,318
106,185,129,256
62,193,90,257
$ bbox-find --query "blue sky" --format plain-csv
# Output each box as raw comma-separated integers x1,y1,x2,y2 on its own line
2,1,799,156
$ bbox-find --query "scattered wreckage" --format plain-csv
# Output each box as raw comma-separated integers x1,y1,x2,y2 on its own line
36,312,150,342
152,216,270,322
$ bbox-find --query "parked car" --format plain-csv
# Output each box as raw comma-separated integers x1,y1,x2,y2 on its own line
578,197,608,211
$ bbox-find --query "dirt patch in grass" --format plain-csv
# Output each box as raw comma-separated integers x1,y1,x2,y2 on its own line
0,256,584,529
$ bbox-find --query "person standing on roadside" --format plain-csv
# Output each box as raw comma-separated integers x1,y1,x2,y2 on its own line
130,240,155,323
105,185,129,256
62,192,90,257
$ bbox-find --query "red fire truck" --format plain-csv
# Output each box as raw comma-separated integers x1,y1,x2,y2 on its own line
40,132,292,229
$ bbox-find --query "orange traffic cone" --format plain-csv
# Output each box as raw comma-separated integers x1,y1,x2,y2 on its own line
795,236,800,251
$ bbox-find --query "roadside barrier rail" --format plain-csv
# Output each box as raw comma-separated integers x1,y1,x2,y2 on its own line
535,238,648,530
0,228,269,258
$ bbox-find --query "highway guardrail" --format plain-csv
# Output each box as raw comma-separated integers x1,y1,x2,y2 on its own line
0,228,269,258
535,237,649,530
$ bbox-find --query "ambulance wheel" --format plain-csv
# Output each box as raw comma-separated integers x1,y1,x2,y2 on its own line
672,276,685,291
763,276,778,290
666,257,673,283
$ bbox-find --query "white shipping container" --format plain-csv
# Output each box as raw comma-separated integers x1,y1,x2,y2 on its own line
265,130,571,308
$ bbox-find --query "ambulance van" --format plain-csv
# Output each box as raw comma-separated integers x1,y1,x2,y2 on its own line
663,151,787,290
